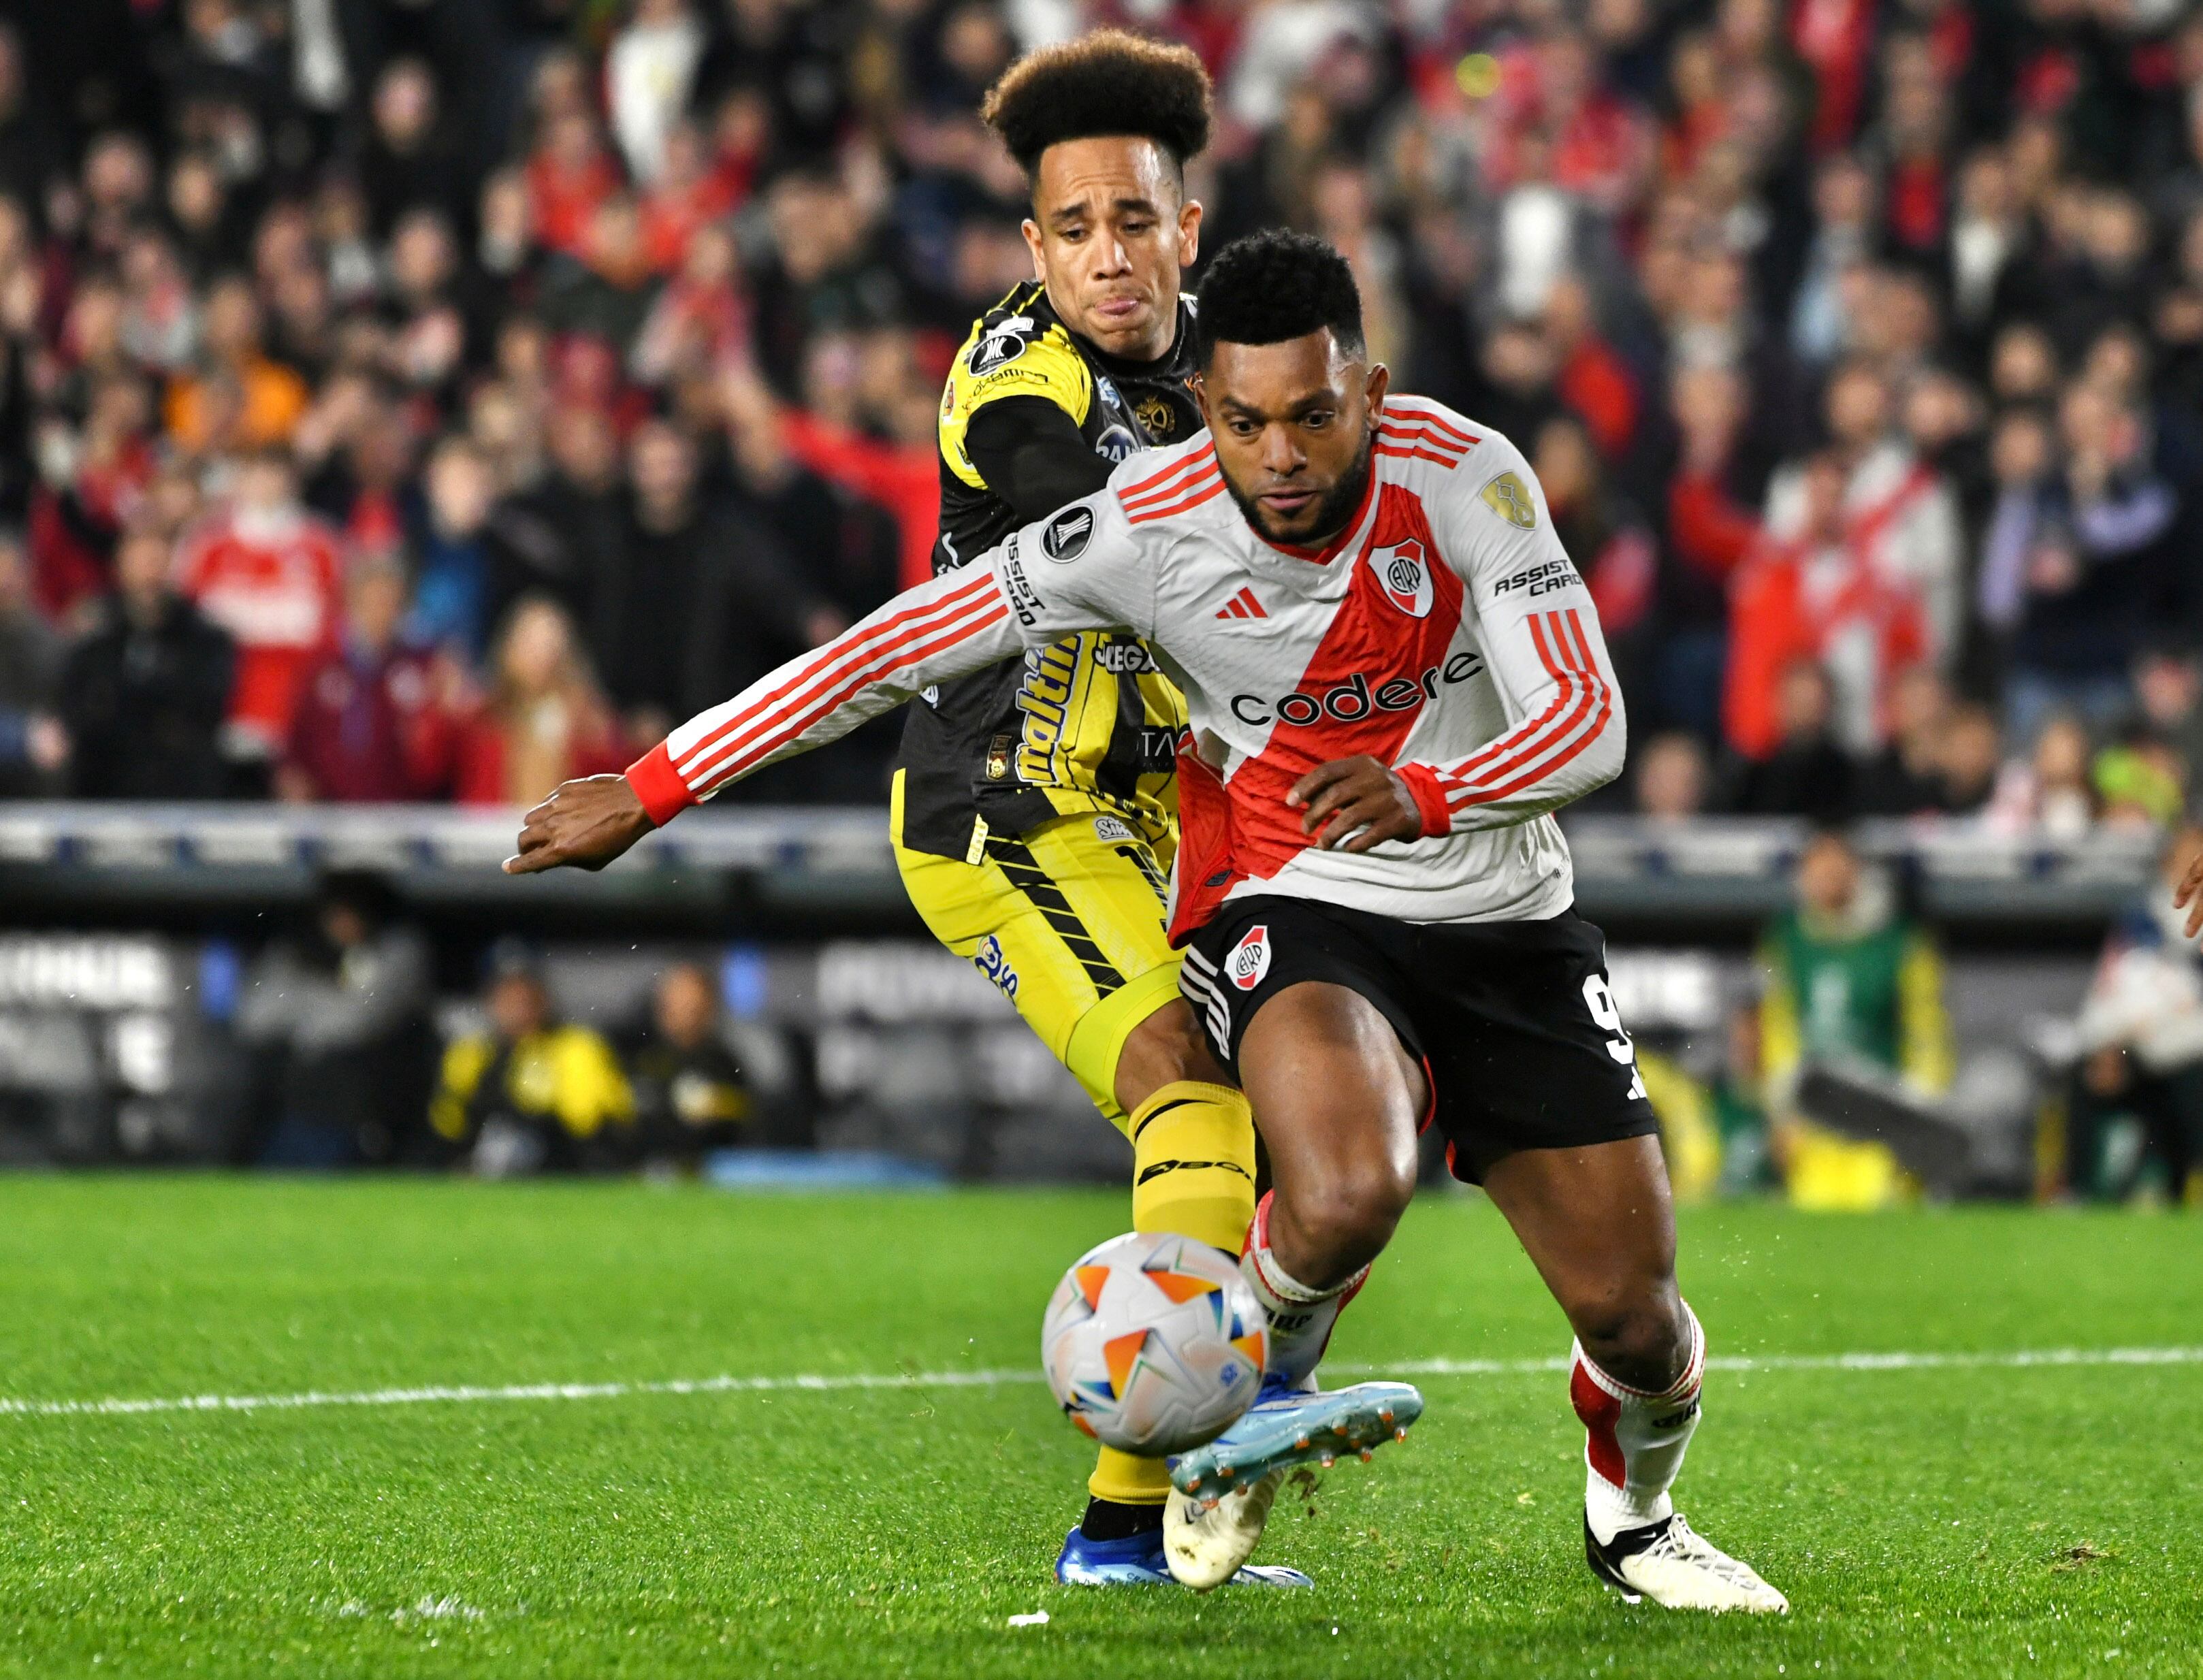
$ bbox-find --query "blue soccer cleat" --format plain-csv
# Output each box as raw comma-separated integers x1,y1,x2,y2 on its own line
1168,1376,1424,1506
1053,1524,1312,1587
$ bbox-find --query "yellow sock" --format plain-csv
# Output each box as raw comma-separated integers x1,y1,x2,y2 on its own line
1089,1081,1259,1505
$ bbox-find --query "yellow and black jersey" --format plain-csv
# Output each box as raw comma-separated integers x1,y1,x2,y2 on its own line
893,280,1204,861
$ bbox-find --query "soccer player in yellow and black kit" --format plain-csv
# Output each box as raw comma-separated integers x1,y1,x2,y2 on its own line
893,33,1283,1585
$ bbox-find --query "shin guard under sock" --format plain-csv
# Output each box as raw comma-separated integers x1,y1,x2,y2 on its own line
1569,1302,1706,1544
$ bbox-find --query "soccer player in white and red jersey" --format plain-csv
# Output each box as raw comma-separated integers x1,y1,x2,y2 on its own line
506,231,1787,1612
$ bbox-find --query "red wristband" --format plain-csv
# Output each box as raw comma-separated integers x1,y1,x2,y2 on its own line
1394,763,1452,839
624,741,695,827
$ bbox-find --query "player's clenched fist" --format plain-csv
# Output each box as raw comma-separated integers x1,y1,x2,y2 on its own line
1288,756,1427,852
504,774,656,874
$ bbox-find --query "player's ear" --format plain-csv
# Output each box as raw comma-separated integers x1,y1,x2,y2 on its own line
1364,362,1390,425
1020,218,1046,282
1176,197,1202,269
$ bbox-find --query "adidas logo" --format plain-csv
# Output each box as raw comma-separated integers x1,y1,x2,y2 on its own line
1215,587,1268,620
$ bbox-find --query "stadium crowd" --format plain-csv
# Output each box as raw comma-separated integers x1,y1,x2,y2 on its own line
1,0,2202,830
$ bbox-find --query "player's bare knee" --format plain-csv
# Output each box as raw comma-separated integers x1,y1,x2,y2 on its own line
1571,1285,1686,1390
1277,1151,1414,1283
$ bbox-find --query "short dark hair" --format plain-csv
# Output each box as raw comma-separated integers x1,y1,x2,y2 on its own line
1193,230,1366,366
981,29,1212,185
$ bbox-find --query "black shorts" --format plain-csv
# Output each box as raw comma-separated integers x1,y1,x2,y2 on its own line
1178,896,1658,1183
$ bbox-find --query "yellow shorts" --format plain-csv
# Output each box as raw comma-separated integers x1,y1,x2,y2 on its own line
891,773,1183,1131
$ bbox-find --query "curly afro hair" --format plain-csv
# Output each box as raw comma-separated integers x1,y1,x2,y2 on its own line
981,29,1212,185
1193,231,1366,364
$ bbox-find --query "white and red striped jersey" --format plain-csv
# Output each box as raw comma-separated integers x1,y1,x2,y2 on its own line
626,395,1625,934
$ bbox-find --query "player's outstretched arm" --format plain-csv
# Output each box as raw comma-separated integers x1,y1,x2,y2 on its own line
506,487,1141,873
1393,440,1627,837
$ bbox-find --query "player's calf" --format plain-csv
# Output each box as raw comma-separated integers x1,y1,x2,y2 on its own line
1570,1302,1786,1613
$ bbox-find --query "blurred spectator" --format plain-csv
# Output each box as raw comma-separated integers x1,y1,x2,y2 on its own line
1711,1004,1780,1198
163,274,308,456
626,963,758,1169
1986,712,2097,839
406,436,505,659
0,529,63,794
1658,363,1762,737
430,941,634,1176
2132,646,2203,804
2094,726,2187,833
236,872,436,1167
1983,385,2185,744
277,553,457,804
1726,451,1929,761
55,527,234,798
174,449,344,774
2070,824,2203,1204
1762,361,1961,661
1857,666,1954,817
592,417,826,741
1935,702,2003,819
1633,730,1709,822
454,597,624,807
1758,829,1955,1210
1727,660,1856,822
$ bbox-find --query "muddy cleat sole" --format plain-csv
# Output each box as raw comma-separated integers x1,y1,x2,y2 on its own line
1055,1525,1311,1588
1583,1513,1789,1613
1168,1380,1423,1504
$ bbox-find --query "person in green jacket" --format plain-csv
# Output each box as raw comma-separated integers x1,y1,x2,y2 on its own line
1758,829,1954,1208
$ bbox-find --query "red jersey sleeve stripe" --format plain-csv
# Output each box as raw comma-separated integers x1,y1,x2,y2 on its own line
671,569,1000,777
701,600,1013,792
1383,403,1480,447
1445,610,1599,796
672,572,1004,784
1428,611,1578,784
1121,447,1217,508
1443,615,1597,798
679,589,1010,794
1122,447,1208,500
1375,444,1468,470
1123,462,1221,518
1377,419,1470,450
1129,472,1227,525
1447,611,1613,805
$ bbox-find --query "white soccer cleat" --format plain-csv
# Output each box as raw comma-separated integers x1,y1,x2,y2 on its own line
1583,1513,1789,1613
1163,1474,1283,1592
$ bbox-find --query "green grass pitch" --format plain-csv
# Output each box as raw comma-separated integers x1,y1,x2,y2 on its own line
1,1178,2198,1678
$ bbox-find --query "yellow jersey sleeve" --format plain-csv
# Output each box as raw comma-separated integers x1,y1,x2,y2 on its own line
938,312,1095,489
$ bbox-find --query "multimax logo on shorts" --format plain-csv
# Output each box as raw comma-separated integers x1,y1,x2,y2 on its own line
1229,650,1484,728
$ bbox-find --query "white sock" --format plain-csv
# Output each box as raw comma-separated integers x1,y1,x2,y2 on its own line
1238,1190,1368,1388
1570,1302,1705,1545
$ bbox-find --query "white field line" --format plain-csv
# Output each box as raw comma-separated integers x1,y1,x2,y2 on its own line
1,1345,2198,1422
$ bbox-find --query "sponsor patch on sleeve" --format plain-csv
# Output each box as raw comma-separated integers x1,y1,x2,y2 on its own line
1041,504,1094,562
1480,470,1539,530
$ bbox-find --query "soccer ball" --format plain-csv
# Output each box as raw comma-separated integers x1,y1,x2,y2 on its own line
1040,1231,1266,1455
